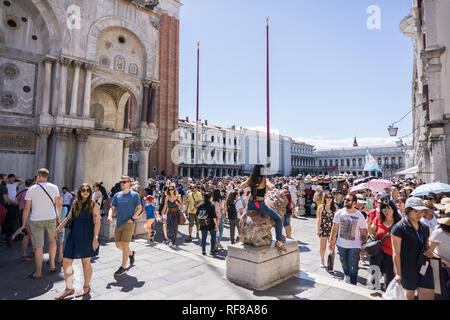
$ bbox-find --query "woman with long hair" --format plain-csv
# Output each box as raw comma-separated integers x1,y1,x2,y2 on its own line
161,184,182,248
52,183,100,300
368,199,402,287
239,164,286,251
316,193,337,268
213,189,225,250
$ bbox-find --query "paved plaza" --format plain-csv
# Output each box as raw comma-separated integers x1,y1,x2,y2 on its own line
0,215,382,300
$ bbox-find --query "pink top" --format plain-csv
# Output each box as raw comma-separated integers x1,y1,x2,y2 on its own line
16,188,28,211
213,200,224,220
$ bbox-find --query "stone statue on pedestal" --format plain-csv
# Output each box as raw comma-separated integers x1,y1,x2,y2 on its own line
239,189,288,246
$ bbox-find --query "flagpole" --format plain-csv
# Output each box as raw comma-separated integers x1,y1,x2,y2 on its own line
266,16,271,176
195,41,200,178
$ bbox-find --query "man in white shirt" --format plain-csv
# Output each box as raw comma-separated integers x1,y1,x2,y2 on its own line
19,168,62,279
6,174,24,201
329,193,368,285
61,187,73,211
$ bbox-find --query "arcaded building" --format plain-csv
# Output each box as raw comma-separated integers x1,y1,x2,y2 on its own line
0,0,181,190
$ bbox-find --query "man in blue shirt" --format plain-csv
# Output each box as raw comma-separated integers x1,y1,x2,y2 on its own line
108,176,142,276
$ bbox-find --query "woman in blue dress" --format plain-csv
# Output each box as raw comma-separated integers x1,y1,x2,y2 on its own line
52,183,101,300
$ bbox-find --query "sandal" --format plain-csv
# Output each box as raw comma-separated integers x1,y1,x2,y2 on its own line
75,286,91,298
275,241,287,252
55,288,75,300
22,256,33,262
49,268,57,273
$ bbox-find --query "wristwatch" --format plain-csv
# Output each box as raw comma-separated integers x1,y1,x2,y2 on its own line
95,236,99,239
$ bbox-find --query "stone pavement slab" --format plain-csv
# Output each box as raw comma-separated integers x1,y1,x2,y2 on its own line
0,213,381,300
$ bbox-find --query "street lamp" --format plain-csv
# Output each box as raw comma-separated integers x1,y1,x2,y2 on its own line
388,125,398,137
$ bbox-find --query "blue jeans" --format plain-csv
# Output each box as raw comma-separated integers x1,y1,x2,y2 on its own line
216,216,224,242
201,229,216,253
337,246,361,285
248,200,283,241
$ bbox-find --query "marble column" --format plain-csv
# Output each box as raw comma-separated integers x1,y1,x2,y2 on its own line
58,57,71,115
41,58,54,115
141,80,151,122
69,60,83,116
82,63,94,118
137,139,151,184
123,139,133,176
54,127,71,188
148,81,159,123
179,167,183,177
73,129,91,190
35,126,52,169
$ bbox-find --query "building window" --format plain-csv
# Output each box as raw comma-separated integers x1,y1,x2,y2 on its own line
191,133,194,140
319,160,322,167
324,160,328,166
352,159,356,167
347,159,350,167
211,136,214,143
378,158,381,165
358,158,362,166
341,159,344,167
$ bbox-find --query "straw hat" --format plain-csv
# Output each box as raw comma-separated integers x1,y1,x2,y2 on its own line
304,176,312,184
434,197,450,213
311,177,318,182
437,213,450,226
324,175,331,183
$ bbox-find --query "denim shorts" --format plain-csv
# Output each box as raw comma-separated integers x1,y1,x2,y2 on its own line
284,215,291,227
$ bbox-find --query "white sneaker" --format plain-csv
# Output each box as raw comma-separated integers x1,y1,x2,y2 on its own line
344,275,350,283
321,259,325,268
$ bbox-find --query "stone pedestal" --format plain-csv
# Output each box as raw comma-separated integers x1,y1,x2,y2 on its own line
226,241,300,291
99,215,149,240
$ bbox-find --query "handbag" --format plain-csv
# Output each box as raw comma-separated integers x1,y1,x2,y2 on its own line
178,212,186,226
327,250,335,271
361,231,391,257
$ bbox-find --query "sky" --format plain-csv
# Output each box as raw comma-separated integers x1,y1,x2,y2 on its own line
178,0,414,150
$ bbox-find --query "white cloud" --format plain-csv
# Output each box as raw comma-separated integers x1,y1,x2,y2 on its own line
294,136,412,150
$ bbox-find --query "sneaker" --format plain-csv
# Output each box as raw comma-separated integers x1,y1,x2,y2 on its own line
129,251,135,266
114,267,127,276
343,275,350,284
321,259,325,268
202,252,206,256
210,250,217,256
162,239,169,245
171,243,177,249
185,236,192,243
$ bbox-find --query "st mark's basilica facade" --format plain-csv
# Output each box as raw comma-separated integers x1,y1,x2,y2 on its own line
0,0,181,190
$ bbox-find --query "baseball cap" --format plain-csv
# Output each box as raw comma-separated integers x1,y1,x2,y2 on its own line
145,195,154,202
405,197,429,211
7,174,15,178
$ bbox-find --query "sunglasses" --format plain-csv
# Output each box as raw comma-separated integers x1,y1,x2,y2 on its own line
326,197,334,200
120,181,130,184
344,198,352,202
168,188,175,191
80,188,91,193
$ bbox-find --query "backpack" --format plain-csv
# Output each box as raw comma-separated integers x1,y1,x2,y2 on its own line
197,204,209,227
227,201,237,220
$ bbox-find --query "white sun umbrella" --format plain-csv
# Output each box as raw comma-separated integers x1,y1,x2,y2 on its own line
411,182,450,197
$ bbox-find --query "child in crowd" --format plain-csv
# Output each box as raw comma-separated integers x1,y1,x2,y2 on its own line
143,195,157,243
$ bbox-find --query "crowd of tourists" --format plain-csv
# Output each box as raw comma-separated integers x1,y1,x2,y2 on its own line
1,166,449,300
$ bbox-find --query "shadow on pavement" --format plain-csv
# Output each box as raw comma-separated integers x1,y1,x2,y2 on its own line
106,271,145,293
253,277,316,300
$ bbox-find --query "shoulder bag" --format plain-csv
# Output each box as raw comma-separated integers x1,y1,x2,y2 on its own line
361,229,392,257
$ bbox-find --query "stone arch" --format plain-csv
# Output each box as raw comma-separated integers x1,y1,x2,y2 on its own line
86,16,157,79
13,0,66,56
90,77,142,130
